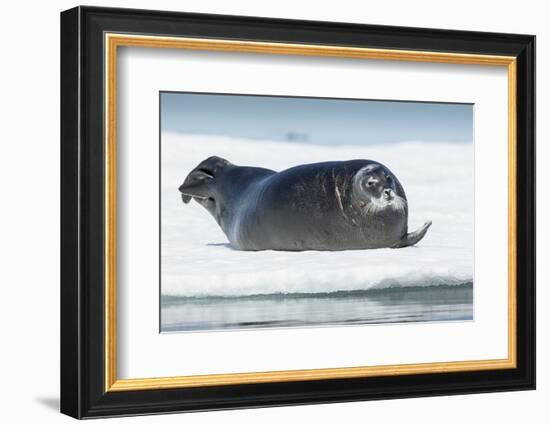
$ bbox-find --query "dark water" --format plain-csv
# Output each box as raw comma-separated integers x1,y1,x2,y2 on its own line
160,283,473,333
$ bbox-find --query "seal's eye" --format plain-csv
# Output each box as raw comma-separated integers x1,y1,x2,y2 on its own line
386,175,393,183
367,180,376,187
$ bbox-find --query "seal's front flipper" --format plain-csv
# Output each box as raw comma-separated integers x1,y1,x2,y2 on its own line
393,221,432,248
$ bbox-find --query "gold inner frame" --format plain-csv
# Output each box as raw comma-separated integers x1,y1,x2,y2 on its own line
104,33,517,392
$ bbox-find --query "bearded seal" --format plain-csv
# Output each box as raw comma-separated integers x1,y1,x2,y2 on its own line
178,156,431,251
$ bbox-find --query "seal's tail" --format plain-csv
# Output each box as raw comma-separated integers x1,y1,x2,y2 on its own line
392,221,432,248
178,156,230,203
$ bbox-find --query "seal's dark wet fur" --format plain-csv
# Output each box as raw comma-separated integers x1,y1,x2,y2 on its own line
179,156,431,251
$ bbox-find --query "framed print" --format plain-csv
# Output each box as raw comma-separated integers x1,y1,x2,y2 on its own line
60,6,536,419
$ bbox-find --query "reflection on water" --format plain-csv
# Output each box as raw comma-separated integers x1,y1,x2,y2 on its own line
161,284,473,333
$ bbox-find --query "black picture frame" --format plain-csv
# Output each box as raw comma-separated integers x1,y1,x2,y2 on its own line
61,5,535,419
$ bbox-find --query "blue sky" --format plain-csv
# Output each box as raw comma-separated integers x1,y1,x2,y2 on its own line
161,92,473,145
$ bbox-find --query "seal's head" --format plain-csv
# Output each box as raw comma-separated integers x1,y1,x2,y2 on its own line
178,156,232,221
352,163,407,214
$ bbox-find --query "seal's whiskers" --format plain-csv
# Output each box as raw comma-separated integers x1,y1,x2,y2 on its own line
362,195,406,215
390,196,407,213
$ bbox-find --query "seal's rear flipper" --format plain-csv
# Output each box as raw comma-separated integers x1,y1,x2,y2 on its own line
393,221,432,248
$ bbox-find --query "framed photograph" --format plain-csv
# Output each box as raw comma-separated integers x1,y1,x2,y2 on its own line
60,6,535,419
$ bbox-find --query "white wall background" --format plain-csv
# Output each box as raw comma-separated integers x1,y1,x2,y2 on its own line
0,0,545,423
